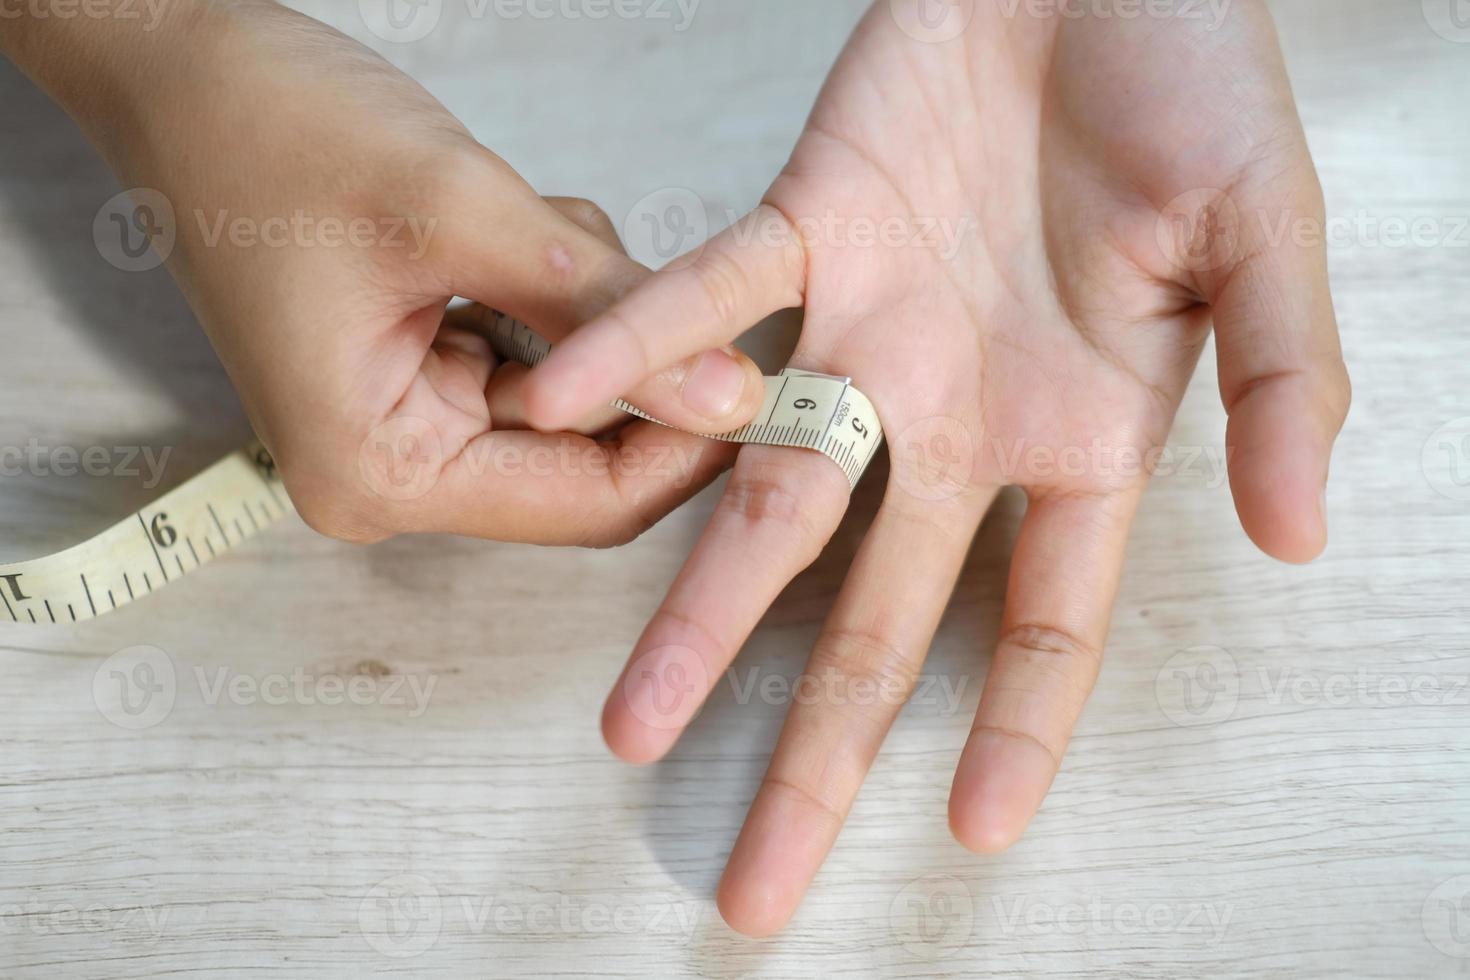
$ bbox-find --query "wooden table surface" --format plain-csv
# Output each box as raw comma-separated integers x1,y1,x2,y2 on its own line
2,1,1467,976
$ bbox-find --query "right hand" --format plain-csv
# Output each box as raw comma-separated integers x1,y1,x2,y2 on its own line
522,0,1351,933
14,0,766,545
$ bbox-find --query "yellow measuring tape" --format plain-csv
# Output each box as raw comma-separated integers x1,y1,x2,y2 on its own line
0,311,884,624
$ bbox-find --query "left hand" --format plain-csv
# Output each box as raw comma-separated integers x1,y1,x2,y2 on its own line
523,0,1350,934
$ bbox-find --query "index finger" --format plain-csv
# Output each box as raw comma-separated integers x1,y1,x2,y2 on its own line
520,205,808,433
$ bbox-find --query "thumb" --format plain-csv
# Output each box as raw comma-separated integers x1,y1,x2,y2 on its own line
1170,167,1351,564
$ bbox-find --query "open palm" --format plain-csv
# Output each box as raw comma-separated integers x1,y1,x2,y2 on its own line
526,0,1349,935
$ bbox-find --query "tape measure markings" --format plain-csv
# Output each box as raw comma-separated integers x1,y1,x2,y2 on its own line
483,311,885,488
0,445,289,624
1,313,883,624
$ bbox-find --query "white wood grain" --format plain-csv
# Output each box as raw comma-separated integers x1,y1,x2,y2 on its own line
2,0,1468,976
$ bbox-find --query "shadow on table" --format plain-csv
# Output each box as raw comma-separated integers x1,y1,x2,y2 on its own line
0,59,249,554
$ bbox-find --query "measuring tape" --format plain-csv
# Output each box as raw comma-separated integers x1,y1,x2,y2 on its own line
0,310,883,624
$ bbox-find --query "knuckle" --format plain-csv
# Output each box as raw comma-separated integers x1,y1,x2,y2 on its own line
1294,167,1328,219
971,723,1063,768
689,248,746,325
759,773,845,828
884,490,980,535
1324,363,1353,428
559,197,615,236
578,512,647,550
407,144,518,259
588,461,669,549
717,460,841,552
753,202,808,291
996,622,1102,672
806,626,923,705
416,141,502,210
277,458,388,545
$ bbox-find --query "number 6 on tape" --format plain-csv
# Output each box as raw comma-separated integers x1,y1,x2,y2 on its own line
0,311,883,624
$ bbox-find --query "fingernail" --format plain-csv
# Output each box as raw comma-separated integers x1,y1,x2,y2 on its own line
682,347,746,420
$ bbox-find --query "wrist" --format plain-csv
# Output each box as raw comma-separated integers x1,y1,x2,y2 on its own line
1,0,267,177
